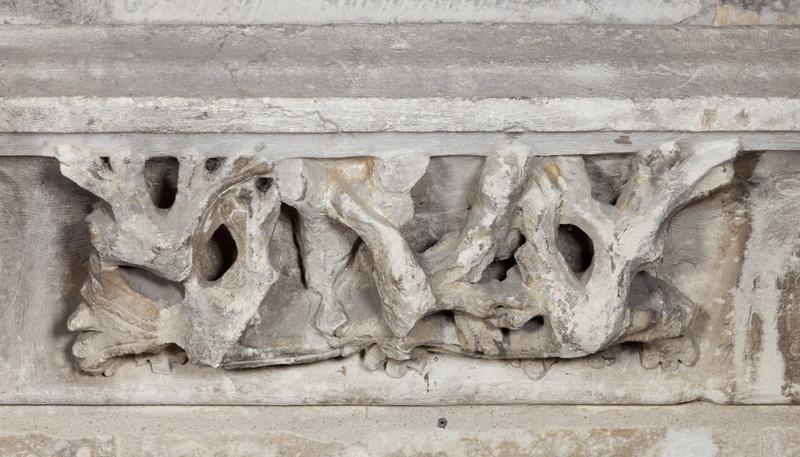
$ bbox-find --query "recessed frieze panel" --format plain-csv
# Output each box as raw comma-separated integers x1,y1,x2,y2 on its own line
56,140,737,376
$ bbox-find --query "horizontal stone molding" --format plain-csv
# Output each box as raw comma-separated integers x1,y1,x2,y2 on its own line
1,25,798,98
1,97,799,133
6,0,798,26
1,132,800,158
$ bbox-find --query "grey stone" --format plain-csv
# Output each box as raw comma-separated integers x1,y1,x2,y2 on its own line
1,9,800,457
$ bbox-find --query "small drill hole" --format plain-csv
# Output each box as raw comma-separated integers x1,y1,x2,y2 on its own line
205,157,224,173
255,177,273,192
437,417,448,429
99,156,112,171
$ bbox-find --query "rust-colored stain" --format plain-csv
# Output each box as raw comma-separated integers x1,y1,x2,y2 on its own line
99,269,161,325
543,162,560,185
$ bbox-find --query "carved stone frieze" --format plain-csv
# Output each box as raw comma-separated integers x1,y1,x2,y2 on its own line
56,139,741,375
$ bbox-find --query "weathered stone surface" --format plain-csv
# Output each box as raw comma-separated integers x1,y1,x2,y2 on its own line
1,25,799,99
0,404,798,456
1,0,799,25
3,97,800,133
2,2,800,455
0,433,116,457
50,139,738,374
2,132,800,158
1,9,799,450
1,140,799,404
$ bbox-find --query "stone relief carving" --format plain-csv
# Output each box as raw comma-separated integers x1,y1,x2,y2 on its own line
56,139,742,376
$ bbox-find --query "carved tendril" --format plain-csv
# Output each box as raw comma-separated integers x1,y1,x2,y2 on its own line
62,139,740,374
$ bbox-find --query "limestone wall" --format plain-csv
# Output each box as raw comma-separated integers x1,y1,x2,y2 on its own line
1,1,799,455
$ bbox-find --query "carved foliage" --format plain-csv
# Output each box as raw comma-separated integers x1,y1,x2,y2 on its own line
58,139,741,375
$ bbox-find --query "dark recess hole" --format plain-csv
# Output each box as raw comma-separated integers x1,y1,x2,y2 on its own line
433,310,455,324
557,224,594,273
99,156,112,171
480,235,525,283
281,204,307,287
437,417,448,429
255,177,273,192
481,256,517,282
205,157,224,173
523,315,545,332
620,341,643,353
199,225,238,281
584,155,632,205
144,156,179,209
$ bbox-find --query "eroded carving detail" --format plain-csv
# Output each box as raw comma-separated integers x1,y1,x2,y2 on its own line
58,139,741,375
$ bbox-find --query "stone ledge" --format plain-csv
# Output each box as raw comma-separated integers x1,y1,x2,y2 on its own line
1,132,799,158
1,97,799,133
0,0,778,26
2,0,800,26
0,404,799,456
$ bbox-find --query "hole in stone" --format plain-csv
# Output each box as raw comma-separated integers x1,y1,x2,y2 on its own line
199,224,238,281
620,341,642,353
161,343,189,366
205,157,225,173
255,177,273,192
281,204,307,288
480,256,517,282
522,315,545,332
557,224,594,273
144,156,179,209
402,156,486,253
479,234,525,283
437,417,448,429
432,310,455,324
99,156,112,171
584,155,632,205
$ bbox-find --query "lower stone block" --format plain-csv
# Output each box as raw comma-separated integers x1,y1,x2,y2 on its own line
0,433,116,457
